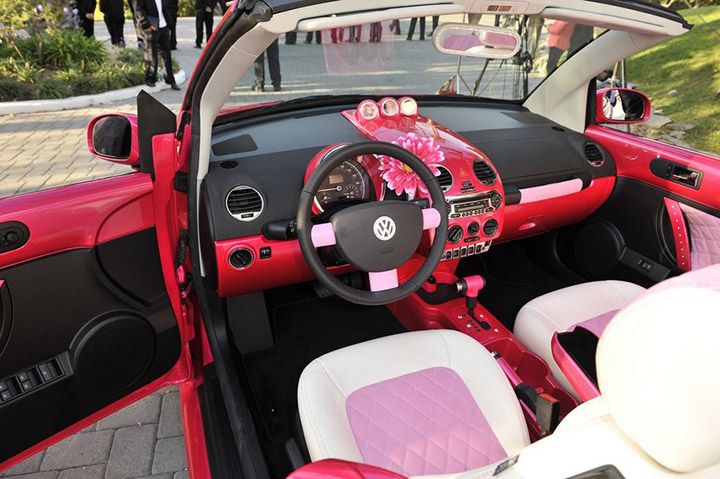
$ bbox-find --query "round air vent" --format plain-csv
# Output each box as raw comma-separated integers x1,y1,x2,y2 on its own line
483,218,499,237
229,248,254,269
448,225,463,244
436,166,453,192
226,186,264,222
220,160,238,169
583,142,605,167
472,160,496,185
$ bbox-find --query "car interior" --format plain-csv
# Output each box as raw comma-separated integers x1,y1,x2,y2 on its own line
1,0,719,477
181,1,720,476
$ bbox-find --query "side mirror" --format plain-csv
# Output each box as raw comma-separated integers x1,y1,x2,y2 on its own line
595,88,651,124
433,23,521,60
87,114,140,166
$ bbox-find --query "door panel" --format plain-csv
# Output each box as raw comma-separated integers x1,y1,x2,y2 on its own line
0,173,182,467
586,125,720,210
554,126,720,285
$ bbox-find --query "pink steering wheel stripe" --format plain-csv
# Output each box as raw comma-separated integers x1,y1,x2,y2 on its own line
368,270,399,292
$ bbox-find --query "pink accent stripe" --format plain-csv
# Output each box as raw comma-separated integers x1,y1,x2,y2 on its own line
519,178,583,204
311,223,336,248
551,333,600,402
569,309,618,338
664,198,691,271
422,208,441,230
368,269,398,292
346,367,507,477
0,279,4,290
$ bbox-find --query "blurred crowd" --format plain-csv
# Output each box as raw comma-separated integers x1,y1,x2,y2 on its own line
61,0,227,90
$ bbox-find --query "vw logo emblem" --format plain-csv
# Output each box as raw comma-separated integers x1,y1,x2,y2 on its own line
373,216,396,241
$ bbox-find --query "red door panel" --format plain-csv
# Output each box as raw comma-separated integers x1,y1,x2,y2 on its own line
584,125,720,275
0,172,185,472
586,125,720,210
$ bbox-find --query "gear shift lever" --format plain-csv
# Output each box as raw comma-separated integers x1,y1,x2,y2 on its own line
456,275,490,330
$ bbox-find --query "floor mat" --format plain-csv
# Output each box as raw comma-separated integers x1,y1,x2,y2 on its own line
457,239,567,330
241,291,406,475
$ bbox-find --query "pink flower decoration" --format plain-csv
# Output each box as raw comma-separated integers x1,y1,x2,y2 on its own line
378,133,445,200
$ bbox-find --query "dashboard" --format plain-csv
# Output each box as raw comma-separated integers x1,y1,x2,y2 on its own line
201,98,617,297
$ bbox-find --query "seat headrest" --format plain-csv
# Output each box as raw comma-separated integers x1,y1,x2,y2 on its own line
597,266,720,473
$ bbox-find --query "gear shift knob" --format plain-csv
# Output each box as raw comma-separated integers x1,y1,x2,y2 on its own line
456,275,485,299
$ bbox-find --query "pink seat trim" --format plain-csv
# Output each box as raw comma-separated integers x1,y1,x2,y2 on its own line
346,367,507,477
569,309,619,338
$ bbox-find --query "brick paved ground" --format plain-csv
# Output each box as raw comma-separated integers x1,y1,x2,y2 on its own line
0,387,187,479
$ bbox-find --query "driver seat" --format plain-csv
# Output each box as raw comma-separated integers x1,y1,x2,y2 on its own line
297,329,529,477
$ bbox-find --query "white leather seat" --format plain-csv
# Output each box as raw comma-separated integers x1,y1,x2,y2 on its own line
503,279,720,479
297,329,530,478
514,280,645,396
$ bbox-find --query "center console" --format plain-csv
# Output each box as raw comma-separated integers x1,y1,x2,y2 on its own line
391,259,578,441
342,97,505,262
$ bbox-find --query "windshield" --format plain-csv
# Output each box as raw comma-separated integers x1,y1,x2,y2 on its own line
222,14,604,108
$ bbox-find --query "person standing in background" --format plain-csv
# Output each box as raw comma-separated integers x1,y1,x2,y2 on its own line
253,39,281,92
195,0,216,48
134,0,180,90
568,24,593,57
166,0,178,50
100,0,125,46
546,20,574,74
305,31,321,44
406,17,425,40
127,0,145,48
369,22,381,43
430,16,439,35
77,0,96,37
390,19,401,35
285,31,297,45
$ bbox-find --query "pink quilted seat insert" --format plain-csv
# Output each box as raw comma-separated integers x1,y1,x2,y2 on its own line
345,366,507,477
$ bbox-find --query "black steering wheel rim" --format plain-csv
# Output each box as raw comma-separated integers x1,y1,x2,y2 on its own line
297,141,449,306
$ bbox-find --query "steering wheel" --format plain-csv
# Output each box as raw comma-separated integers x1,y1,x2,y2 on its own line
297,141,449,306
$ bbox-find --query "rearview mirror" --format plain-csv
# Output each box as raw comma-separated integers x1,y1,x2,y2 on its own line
595,88,651,124
433,23,521,60
87,114,140,166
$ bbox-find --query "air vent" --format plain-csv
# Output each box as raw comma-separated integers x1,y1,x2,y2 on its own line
226,186,264,222
220,160,238,169
472,160,496,185
551,125,566,132
583,142,605,167
436,166,453,192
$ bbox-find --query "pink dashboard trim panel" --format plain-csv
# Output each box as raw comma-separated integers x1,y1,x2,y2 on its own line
518,178,584,204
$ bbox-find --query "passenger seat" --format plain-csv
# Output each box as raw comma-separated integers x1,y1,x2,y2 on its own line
514,280,645,397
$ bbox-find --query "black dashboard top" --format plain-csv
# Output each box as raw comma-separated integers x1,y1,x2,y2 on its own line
203,102,614,241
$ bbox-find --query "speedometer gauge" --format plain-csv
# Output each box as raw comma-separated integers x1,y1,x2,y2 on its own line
314,160,371,211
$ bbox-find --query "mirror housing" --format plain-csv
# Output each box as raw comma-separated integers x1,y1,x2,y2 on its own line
595,88,652,124
433,23,521,60
87,114,140,166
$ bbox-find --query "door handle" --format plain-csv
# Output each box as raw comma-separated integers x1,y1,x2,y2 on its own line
650,158,703,190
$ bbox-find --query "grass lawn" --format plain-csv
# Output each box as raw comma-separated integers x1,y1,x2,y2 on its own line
627,6,720,156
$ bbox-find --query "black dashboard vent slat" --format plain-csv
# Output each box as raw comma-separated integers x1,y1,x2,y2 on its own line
436,166,453,192
226,186,264,222
472,160,496,185
583,142,605,167
220,160,238,169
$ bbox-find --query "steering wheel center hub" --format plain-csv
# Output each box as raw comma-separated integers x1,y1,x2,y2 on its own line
332,201,423,272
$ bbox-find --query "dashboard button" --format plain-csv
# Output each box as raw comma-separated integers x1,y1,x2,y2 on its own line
259,247,271,259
